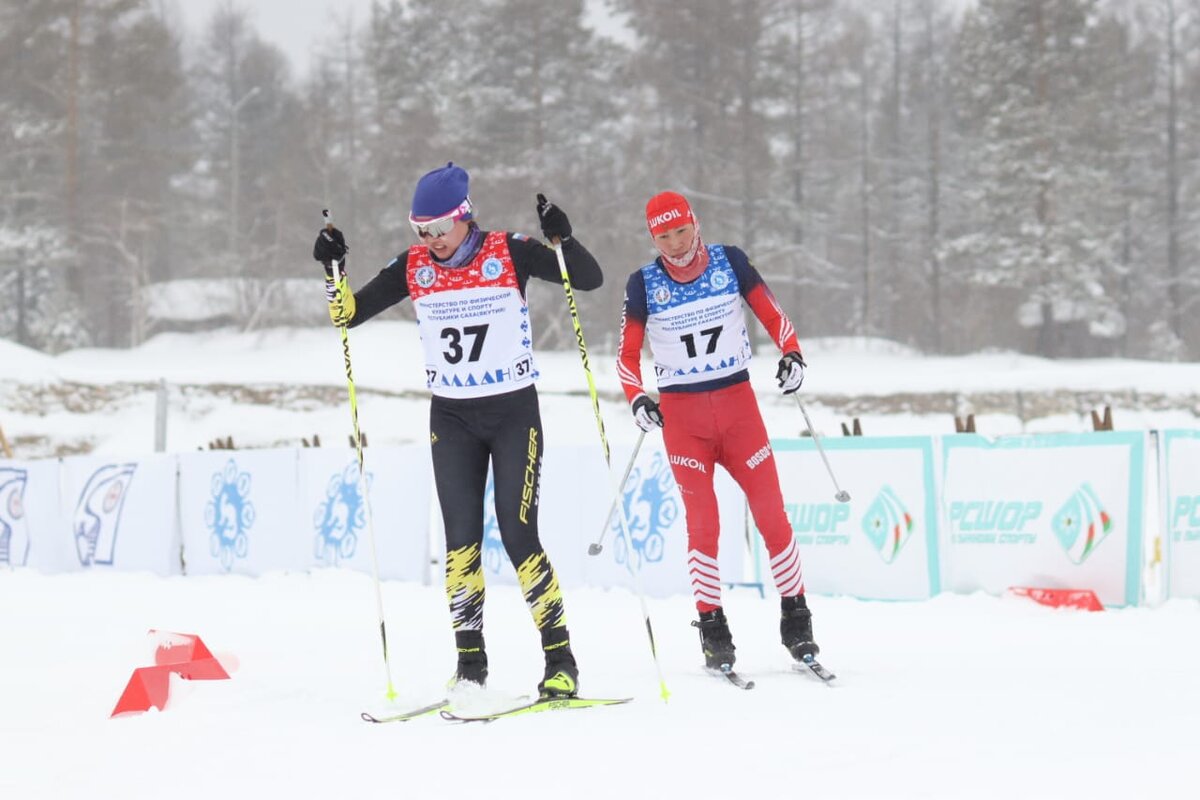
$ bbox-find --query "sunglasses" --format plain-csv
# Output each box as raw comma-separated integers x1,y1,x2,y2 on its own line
409,198,472,239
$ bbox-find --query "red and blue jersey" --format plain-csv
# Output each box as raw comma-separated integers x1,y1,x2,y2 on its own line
618,244,800,403
406,231,538,399
345,228,602,399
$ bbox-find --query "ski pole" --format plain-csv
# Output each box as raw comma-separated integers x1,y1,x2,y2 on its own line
324,209,398,701
794,395,850,502
548,248,611,461
550,229,669,702
588,430,646,556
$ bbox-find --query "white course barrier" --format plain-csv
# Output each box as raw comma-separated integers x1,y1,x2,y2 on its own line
3,428,1190,608
298,446,432,582
769,436,940,601
1,458,62,571
179,447,430,581
64,453,181,575
1160,430,1200,600
941,432,1146,607
454,440,745,600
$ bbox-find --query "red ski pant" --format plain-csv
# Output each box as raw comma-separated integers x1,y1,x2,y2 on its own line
660,381,805,612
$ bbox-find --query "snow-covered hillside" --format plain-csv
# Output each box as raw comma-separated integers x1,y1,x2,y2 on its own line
2,325,1199,459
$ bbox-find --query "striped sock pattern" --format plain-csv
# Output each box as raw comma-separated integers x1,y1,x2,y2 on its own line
687,548,723,609
770,536,805,598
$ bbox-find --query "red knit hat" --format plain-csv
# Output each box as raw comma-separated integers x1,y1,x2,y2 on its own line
645,191,695,236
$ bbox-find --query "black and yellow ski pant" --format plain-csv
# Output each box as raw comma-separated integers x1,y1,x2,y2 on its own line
429,385,569,651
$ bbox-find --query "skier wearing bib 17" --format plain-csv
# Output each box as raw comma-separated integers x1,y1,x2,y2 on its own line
312,163,602,698
616,190,818,673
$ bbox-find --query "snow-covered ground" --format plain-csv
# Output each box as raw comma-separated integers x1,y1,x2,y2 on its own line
2,570,1196,799
3,327,1200,798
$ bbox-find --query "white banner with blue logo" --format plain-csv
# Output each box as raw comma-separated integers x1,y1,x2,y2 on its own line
179,449,302,575
941,432,1146,607
543,441,745,598
59,454,180,574
1159,429,1200,599
769,436,940,600
298,446,431,582
0,458,64,571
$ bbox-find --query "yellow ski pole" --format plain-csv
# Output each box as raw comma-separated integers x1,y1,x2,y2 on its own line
323,209,397,701
546,208,669,702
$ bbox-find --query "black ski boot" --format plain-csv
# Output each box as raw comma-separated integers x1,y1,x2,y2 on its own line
692,608,736,669
452,630,488,688
538,642,579,698
781,594,819,660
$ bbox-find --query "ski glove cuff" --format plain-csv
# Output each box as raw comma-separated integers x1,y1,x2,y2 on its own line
631,394,664,432
777,351,806,395
535,193,572,242
327,275,356,327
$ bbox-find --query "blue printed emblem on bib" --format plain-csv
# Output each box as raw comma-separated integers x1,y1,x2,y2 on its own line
481,258,504,281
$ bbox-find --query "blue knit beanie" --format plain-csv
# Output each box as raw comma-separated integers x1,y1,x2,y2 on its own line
411,162,472,219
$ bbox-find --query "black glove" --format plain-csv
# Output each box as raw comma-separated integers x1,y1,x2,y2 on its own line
535,193,572,242
631,394,664,432
776,351,806,395
313,227,349,277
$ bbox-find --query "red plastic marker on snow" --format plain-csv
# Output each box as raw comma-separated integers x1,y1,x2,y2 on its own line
110,631,231,717
1008,586,1105,612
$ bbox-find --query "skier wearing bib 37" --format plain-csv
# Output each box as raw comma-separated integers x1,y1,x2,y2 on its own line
312,163,602,698
616,190,818,673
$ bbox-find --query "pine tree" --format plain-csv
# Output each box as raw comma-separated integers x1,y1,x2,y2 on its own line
948,0,1125,356
190,4,312,329
1165,0,1200,355
0,0,100,350
344,0,477,276
407,0,625,345
79,2,192,346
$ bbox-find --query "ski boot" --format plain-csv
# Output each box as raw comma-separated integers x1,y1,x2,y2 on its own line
692,607,736,670
538,630,579,698
781,594,819,660
451,630,488,688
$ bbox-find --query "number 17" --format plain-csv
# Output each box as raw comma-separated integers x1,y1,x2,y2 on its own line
680,326,722,358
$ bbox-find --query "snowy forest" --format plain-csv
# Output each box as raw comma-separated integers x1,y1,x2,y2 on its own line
2,0,1199,360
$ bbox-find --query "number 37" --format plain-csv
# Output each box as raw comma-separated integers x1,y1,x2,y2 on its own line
441,324,489,364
